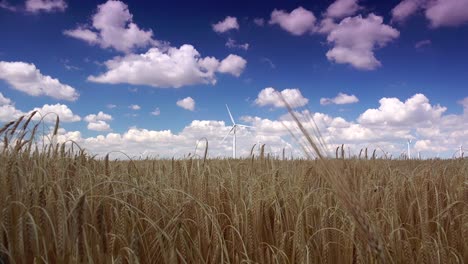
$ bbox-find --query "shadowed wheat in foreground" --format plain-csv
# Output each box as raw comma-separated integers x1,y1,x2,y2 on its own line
0,112,467,263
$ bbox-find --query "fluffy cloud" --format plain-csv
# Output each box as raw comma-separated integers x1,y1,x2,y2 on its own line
25,0,66,13
391,0,468,27
177,97,195,111
0,92,12,105
46,93,466,158
391,0,424,23
212,16,239,33
129,104,141,110
358,93,446,126
325,0,361,19
84,111,112,131
269,7,317,36
225,38,249,50
326,14,399,70
87,121,110,131
255,87,309,108
88,45,246,88
84,111,112,123
217,54,247,77
320,93,359,105
425,0,468,27
0,61,79,101
64,0,157,52
32,104,81,123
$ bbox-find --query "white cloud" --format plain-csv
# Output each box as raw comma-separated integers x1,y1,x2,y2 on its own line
225,38,249,50
88,45,246,88
25,0,66,13
106,104,117,109
0,93,24,122
391,0,424,23
320,93,359,105
84,111,112,122
391,0,468,27
269,7,317,36
177,97,195,111
64,0,157,53
255,87,309,108
0,92,12,105
358,93,446,126
0,61,79,101
325,0,361,19
32,103,81,123
129,104,140,110
151,107,161,116
217,54,247,77
212,16,239,33
326,14,399,70
45,93,468,158
425,0,468,27
87,120,111,131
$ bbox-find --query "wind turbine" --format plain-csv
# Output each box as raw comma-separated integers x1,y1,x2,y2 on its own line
407,139,412,159
221,104,254,158
460,145,464,158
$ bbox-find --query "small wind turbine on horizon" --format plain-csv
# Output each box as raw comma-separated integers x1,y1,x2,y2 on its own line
221,104,254,158
407,139,412,159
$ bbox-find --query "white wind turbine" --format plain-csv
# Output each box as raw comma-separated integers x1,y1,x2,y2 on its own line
221,104,254,158
407,139,412,159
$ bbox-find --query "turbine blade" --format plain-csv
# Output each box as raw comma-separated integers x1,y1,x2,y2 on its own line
226,104,236,125
221,126,235,144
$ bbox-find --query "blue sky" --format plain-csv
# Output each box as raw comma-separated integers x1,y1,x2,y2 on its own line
0,0,467,158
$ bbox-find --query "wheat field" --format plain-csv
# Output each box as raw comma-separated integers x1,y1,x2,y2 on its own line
0,113,467,264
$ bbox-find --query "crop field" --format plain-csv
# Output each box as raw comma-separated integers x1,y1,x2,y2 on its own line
0,115,467,264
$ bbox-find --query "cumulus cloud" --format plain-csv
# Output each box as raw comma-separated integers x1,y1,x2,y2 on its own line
64,0,157,53
25,0,66,13
177,97,195,111
88,45,246,88
325,0,361,19
84,111,112,131
0,92,24,122
0,61,79,101
391,0,468,27
0,92,12,106
358,93,446,126
325,14,399,70
217,54,247,77
129,104,141,110
269,7,317,35
47,93,466,158
31,104,81,123
212,16,239,33
320,93,359,105
255,87,309,108
225,38,249,50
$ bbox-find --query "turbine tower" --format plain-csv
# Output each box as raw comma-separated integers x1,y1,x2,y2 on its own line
460,145,463,158
407,139,412,159
221,105,254,158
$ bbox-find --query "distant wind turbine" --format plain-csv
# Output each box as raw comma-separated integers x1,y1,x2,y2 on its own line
407,139,412,159
221,104,254,158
